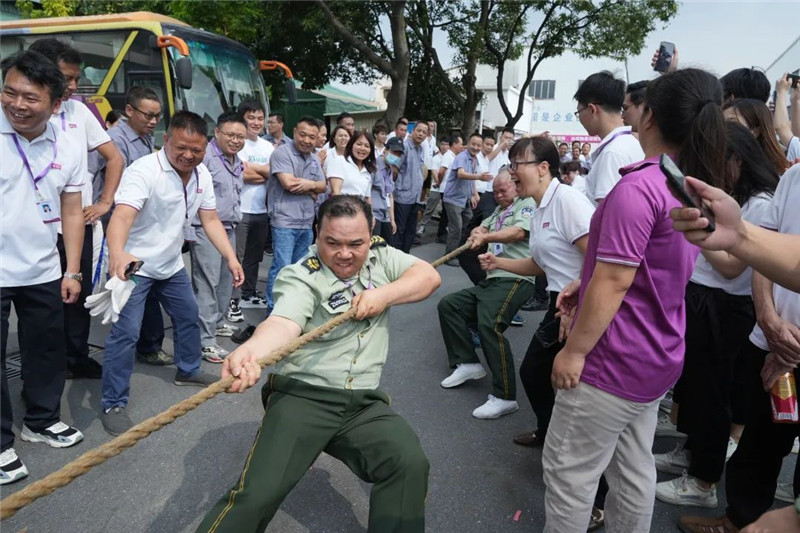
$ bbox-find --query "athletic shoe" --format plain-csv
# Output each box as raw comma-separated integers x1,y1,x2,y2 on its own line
232,324,256,344
226,300,244,323
264,248,273,256
510,314,524,326
174,370,218,387
0,448,28,485
20,421,83,448
202,345,228,363
214,324,239,337
655,442,691,475
775,482,795,503
472,395,519,419
239,295,268,309
520,297,548,312
136,349,174,366
66,357,103,379
726,437,738,461
415,225,425,237
102,406,133,436
440,363,487,388
655,412,686,437
659,390,674,414
793,437,799,454
656,471,718,508
587,507,605,532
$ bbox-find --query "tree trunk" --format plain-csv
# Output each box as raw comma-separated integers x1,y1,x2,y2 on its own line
459,1,491,138
384,0,410,125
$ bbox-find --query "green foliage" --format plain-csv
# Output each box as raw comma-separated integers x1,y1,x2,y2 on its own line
16,0,77,18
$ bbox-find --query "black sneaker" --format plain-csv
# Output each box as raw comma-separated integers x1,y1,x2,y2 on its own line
0,448,28,485
21,421,84,448
102,406,133,436
66,357,103,379
520,297,548,312
174,370,218,387
136,349,174,366
232,324,256,344
226,299,245,322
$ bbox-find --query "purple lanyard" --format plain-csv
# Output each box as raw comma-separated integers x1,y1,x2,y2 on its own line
181,168,200,219
592,130,633,159
344,266,373,298
60,112,66,132
12,130,58,190
494,204,514,231
210,141,242,178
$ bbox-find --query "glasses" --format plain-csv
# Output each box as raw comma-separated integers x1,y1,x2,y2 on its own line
219,131,246,142
509,160,540,171
130,105,162,122
575,105,589,116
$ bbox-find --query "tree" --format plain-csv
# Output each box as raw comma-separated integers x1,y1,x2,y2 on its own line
16,0,77,18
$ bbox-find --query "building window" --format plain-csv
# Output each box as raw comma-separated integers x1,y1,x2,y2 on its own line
529,80,556,100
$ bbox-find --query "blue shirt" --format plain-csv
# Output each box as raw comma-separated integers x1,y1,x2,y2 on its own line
371,157,395,222
195,138,243,229
267,141,325,229
90,120,153,203
394,138,425,204
262,132,293,146
443,150,478,207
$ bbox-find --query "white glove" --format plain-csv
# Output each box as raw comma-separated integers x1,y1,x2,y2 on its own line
85,290,113,324
107,276,137,324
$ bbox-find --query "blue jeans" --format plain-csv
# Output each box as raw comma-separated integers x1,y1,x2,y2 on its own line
266,226,313,312
101,269,201,410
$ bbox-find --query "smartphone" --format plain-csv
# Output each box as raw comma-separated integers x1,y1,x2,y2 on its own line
789,73,800,89
659,154,715,233
124,260,144,278
653,41,675,73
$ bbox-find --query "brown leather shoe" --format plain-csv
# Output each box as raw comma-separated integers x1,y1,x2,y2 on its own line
678,514,739,533
513,430,545,447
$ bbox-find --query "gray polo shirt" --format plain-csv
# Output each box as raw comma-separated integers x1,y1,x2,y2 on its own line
90,120,153,202
371,157,394,222
267,141,325,229
394,138,425,205
194,138,243,229
443,150,478,207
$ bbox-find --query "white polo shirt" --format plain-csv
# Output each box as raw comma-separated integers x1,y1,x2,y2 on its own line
114,150,216,280
487,149,510,192
750,165,800,350
586,125,643,205
438,150,456,192
787,136,800,162
238,137,274,214
476,153,490,194
570,174,588,196
326,155,372,198
690,192,771,296
1,114,85,287
429,152,444,192
529,178,595,292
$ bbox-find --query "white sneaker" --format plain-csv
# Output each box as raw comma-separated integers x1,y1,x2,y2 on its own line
0,448,28,485
655,471,718,508
659,391,674,414
472,395,519,419
793,437,799,454
726,437,738,461
20,421,83,448
655,442,691,475
655,412,686,437
215,324,239,337
440,363,487,388
239,295,267,309
202,344,229,363
775,482,795,503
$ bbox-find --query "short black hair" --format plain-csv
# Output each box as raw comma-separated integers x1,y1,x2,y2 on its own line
501,127,515,135
439,136,451,145
626,80,648,106
559,142,568,148
482,133,495,142
395,118,408,127
296,115,320,129
317,194,373,233
509,136,560,177
237,98,264,116
720,67,770,103
268,112,284,124
167,110,208,137
336,111,353,124
312,117,325,129
127,85,160,107
105,109,124,125
29,38,82,66
372,122,389,136
574,71,625,112
1,50,66,102
216,111,246,128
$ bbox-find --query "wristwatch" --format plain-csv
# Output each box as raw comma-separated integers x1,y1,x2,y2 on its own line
63,272,83,282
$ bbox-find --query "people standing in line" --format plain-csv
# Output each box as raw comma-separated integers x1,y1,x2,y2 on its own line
264,116,327,316
542,68,726,532
417,136,452,238
100,111,243,436
322,125,351,174
393,121,429,253
29,38,125,379
263,112,291,147
474,134,499,219
387,117,408,141
372,137,402,242
0,50,88,485
372,122,388,157
327,130,376,200
228,99,274,322
190,112,246,363
335,111,355,135
574,71,644,206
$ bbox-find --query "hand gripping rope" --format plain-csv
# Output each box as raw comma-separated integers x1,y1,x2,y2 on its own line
0,242,472,520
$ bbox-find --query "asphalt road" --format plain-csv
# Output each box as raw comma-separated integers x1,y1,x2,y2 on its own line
1,241,795,532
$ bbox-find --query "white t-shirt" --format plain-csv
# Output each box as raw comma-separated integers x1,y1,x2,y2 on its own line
569,174,588,196
690,192,772,296
1,115,85,286
586,125,643,205
326,156,372,198
238,137,273,214
750,165,800,350
115,150,216,280
429,152,444,192
323,149,345,175
487,149,510,192
529,179,595,293
438,150,457,192
475,153,490,193
787,136,800,162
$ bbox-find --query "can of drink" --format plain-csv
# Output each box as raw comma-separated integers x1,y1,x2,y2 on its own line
771,372,799,424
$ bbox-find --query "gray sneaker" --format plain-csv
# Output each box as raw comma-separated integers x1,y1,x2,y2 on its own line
102,406,133,436
136,349,174,366
174,370,218,387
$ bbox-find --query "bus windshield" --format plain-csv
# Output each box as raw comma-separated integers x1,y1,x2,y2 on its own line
172,38,268,125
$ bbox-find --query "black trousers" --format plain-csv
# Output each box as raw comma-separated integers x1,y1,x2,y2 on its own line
373,220,395,244
56,224,93,364
676,282,755,483
726,341,800,528
394,202,419,253
1,280,66,450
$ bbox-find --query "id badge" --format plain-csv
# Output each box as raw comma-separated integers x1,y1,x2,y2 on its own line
492,243,503,256
35,190,59,223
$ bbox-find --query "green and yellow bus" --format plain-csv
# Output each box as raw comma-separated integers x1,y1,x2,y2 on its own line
0,12,292,140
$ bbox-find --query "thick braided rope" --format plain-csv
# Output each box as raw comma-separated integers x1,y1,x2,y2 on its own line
0,242,472,520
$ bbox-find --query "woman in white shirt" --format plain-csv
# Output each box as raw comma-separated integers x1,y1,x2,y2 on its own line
327,131,376,199
323,125,351,175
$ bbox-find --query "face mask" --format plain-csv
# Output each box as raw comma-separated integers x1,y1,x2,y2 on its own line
386,153,401,166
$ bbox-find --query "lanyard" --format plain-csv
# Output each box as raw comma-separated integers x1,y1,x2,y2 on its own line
60,112,66,132
592,130,633,160
177,167,201,221
494,204,514,231
210,141,242,178
12,129,58,189
343,266,373,298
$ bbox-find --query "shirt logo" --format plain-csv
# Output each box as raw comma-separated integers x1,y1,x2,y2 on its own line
542,222,551,229
69,123,77,129
51,162,62,170
520,206,535,219
328,291,349,310
197,188,204,193
302,257,321,273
